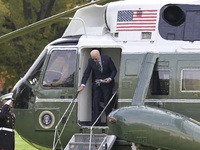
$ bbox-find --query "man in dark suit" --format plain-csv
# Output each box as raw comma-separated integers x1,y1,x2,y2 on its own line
78,49,117,125
0,93,15,150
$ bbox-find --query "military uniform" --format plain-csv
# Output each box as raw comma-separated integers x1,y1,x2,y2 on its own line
0,103,15,150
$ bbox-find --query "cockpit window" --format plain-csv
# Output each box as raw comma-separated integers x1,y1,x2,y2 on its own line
43,50,76,88
151,70,170,95
182,69,200,91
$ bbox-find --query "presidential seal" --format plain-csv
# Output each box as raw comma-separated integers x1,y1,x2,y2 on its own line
39,111,55,129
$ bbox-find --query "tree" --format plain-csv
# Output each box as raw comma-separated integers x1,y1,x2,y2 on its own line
0,0,89,94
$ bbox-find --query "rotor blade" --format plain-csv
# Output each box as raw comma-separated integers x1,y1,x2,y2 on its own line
0,0,118,44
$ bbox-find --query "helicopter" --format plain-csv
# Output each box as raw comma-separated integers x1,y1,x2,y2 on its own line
2,0,200,149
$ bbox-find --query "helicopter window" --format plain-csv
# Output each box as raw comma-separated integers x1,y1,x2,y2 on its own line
43,50,76,88
159,4,200,41
23,49,48,86
182,70,200,91
151,70,170,95
26,62,44,86
162,5,185,26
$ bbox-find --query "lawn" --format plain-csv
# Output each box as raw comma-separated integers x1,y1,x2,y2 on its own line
15,131,38,150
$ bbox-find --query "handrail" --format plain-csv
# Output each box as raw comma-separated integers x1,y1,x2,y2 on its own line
53,92,79,150
89,89,118,150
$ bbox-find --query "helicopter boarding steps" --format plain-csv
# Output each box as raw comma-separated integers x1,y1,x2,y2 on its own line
65,133,116,150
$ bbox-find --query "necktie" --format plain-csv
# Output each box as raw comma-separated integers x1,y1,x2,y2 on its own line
96,62,101,72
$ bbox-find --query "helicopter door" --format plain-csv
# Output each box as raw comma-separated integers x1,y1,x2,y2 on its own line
33,48,77,131
78,48,121,126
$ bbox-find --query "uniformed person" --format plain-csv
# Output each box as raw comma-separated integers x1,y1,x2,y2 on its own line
0,93,15,150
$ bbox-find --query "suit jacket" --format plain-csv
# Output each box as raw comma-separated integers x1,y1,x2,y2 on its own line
0,104,15,150
81,55,117,85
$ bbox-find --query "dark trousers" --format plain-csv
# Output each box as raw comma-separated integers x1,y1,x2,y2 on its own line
92,82,114,125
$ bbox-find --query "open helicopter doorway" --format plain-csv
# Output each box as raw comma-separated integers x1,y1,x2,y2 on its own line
78,48,121,126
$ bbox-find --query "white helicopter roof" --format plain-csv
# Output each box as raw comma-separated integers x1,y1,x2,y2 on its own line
62,0,200,39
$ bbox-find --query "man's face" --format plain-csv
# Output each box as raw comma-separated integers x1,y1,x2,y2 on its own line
2,100,7,105
3,100,13,107
91,54,100,63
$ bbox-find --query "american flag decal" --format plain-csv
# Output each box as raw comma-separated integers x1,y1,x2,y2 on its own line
116,10,157,32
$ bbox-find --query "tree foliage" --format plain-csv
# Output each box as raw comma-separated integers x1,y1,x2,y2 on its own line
0,0,89,93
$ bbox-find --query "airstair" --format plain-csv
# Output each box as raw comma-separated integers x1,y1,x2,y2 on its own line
53,90,118,150
65,133,116,150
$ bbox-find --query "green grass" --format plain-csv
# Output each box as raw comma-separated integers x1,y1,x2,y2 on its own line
15,131,38,150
